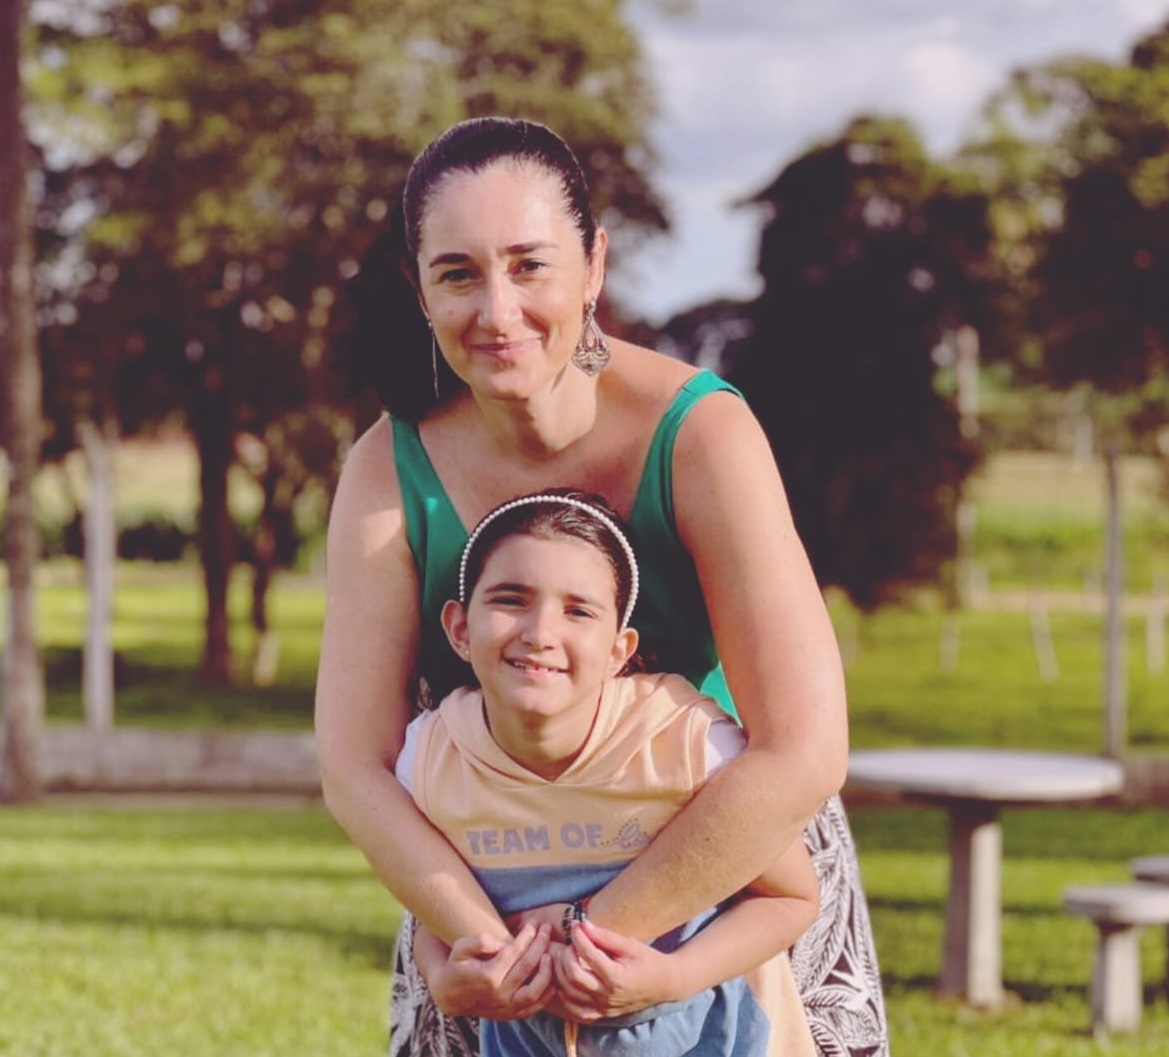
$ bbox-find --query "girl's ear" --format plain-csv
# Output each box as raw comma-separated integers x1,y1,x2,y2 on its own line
441,599,471,661
606,626,639,677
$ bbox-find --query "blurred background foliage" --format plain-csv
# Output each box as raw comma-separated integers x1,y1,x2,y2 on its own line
2,0,1168,699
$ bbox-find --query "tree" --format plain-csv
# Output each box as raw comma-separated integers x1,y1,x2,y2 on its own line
30,0,666,684
729,117,989,610
1,0,46,801
971,23,1169,753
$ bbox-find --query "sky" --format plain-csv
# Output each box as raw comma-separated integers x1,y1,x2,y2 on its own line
616,0,1169,324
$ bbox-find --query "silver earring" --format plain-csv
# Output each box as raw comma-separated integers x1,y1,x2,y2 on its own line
429,326,440,400
572,299,610,376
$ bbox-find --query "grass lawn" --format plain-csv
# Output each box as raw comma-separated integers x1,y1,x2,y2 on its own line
0,802,400,1057
36,564,323,730
836,603,1169,751
2,801,1167,1056
966,450,1168,592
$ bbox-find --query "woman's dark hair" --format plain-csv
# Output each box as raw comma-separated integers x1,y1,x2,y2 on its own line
402,117,598,269
461,488,637,629
334,201,458,421
336,118,597,423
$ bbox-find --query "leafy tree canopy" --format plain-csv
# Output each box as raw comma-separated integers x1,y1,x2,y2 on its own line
28,0,667,438
968,21,1169,434
730,116,989,610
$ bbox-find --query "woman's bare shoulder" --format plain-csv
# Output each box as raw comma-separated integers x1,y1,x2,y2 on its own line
664,373,786,533
607,339,702,413
335,415,397,499
328,415,408,551
345,413,395,472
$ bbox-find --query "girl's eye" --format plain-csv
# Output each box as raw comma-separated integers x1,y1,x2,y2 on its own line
566,606,596,620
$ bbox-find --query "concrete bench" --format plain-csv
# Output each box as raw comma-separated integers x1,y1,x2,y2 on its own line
1064,882,1169,1034
1132,855,1169,885
1131,856,1169,998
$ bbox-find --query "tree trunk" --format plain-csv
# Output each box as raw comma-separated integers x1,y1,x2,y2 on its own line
249,460,281,686
191,325,234,685
1101,444,1126,758
0,0,46,802
251,460,278,639
78,418,117,730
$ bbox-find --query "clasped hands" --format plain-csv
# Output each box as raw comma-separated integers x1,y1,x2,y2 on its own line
422,903,683,1023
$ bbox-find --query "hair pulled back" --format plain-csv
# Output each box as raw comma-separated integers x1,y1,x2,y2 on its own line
402,117,598,273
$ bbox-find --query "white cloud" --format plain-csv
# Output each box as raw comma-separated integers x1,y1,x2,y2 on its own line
1117,0,1168,22
898,41,1001,151
618,0,1169,324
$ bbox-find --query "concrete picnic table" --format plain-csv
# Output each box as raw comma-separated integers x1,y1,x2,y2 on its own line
846,747,1125,1007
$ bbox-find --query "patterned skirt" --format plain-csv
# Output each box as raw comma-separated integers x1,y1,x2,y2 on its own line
389,794,888,1057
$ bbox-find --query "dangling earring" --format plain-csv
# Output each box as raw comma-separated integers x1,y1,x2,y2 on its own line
427,322,440,400
572,299,610,376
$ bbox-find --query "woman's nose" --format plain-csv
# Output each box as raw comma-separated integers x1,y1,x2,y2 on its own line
477,272,521,330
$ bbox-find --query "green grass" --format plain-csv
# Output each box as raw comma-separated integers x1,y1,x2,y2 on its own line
967,451,1169,592
0,803,400,1057
36,564,322,730
835,604,1169,751
2,801,1167,1056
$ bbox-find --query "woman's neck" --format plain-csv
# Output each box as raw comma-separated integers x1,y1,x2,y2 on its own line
471,369,601,462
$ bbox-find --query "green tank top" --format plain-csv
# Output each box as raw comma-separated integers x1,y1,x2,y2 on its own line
392,370,739,716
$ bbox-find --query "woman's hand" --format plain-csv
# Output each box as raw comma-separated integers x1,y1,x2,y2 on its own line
550,920,683,1022
423,923,556,1020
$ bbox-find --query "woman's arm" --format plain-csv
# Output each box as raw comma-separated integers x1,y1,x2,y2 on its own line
314,421,508,945
653,836,820,1000
586,391,848,940
553,838,820,1019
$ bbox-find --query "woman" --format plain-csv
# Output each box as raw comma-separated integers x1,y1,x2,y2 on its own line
314,116,887,1057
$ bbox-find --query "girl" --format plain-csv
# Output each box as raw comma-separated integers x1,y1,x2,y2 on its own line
396,491,819,1057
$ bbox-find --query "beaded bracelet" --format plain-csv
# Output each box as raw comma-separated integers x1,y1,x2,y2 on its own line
560,897,590,942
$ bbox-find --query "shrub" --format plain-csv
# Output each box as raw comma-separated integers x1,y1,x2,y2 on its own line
118,517,193,562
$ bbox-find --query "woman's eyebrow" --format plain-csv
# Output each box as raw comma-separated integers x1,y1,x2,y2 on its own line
506,240,556,255
426,251,471,269
426,241,558,269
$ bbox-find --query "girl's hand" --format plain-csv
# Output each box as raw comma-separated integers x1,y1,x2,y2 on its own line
427,923,555,1019
506,902,572,938
551,919,683,1022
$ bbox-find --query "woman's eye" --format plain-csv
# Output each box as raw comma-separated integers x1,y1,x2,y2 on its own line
438,267,475,284
515,258,547,276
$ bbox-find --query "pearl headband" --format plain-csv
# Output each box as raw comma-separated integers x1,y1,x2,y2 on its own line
458,494,641,629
